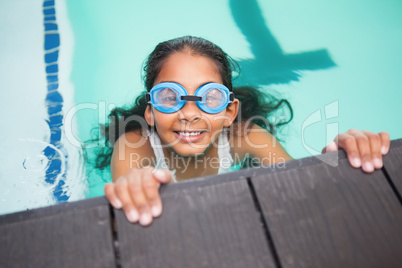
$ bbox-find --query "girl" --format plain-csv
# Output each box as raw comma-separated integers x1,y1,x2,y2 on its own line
100,36,390,226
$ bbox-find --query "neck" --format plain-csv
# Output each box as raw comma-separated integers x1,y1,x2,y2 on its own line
163,145,220,182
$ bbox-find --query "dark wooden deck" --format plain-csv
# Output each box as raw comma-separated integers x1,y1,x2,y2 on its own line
1,139,401,268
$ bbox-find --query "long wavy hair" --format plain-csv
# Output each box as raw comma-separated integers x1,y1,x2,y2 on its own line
89,36,293,169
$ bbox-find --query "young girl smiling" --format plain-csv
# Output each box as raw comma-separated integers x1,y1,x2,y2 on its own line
101,36,390,226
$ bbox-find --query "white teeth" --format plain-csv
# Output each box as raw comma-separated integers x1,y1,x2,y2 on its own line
178,131,201,136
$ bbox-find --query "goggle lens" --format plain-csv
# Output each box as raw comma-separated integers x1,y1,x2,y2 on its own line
157,87,178,108
205,88,224,109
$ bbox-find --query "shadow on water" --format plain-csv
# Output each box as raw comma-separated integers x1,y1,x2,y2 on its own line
229,0,336,86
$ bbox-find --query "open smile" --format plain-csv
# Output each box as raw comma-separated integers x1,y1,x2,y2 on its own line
173,131,207,142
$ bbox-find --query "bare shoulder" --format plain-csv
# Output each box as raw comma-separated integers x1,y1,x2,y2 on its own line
111,130,154,180
229,124,292,165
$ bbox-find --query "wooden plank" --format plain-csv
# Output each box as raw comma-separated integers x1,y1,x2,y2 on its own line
115,177,277,268
0,197,116,268
251,150,402,268
383,139,402,196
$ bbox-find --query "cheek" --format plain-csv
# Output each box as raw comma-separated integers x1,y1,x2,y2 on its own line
209,112,227,126
153,112,175,129
204,113,226,133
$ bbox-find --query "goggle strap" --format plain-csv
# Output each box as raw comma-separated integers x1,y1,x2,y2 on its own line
146,93,151,103
181,95,202,101
229,92,234,102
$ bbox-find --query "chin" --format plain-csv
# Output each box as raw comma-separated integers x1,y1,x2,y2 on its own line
169,144,210,158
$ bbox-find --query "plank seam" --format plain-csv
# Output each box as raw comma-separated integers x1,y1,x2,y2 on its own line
109,205,122,268
246,177,283,268
382,167,402,206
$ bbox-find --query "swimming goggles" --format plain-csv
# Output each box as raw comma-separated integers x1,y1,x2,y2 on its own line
146,82,234,114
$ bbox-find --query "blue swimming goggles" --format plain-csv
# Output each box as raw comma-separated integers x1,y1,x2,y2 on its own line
146,82,234,114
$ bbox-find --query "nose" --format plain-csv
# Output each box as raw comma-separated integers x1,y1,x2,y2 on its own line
177,101,202,122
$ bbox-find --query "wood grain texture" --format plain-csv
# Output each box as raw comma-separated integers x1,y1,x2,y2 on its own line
0,197,115,268
383,139,402,195
115,178,276,268
251,153,402,268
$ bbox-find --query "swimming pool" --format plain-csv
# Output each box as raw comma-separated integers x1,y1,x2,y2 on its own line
1,0,401,215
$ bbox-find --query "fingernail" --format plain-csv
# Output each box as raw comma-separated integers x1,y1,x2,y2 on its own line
363,162,374,172
127,210,139,223
381,146,388,155
352,158,361,167
151,205,161,217
140,213,152,226
328,141,337,151
153,169,166,180
113,199,122,209
373,158,383,168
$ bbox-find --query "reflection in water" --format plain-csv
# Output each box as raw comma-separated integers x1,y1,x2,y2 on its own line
229,0,336,85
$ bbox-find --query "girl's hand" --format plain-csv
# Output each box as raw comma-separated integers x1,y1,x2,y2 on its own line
104,167,171,226
322,129,390,173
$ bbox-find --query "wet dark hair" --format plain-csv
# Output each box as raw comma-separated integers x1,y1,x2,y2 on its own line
90,36,293,169
144,35,234,91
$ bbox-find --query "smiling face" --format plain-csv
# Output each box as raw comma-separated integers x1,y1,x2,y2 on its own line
145,50,239,157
